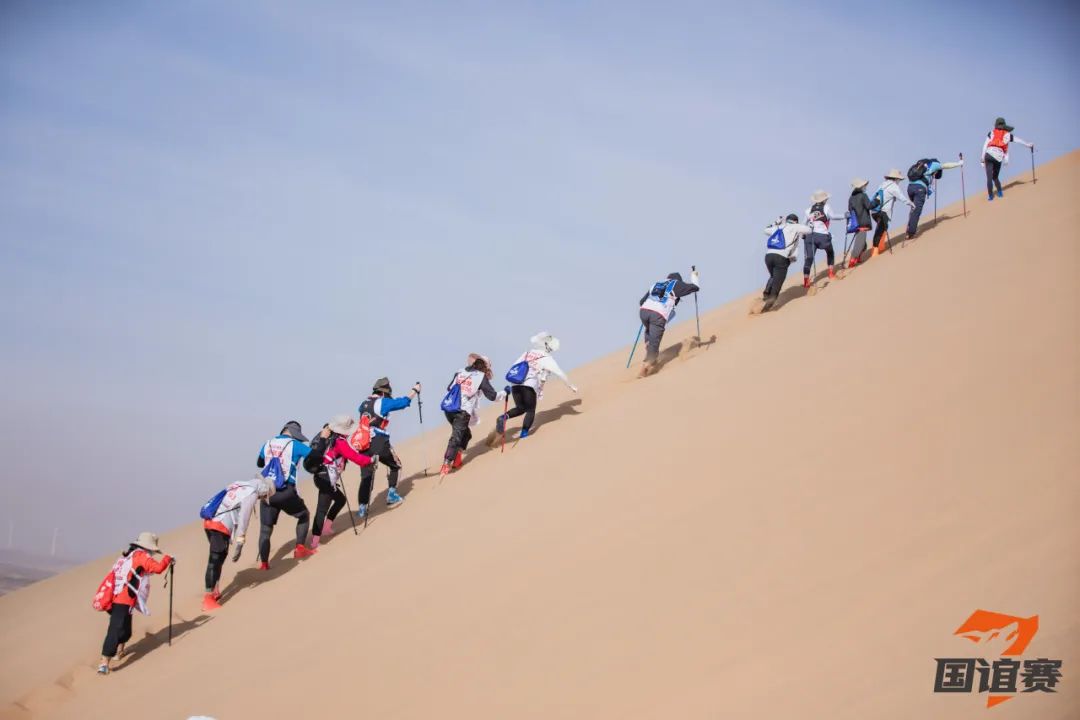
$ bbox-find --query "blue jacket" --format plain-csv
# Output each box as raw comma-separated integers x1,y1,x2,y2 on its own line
358,395,412,437
256,435,311,485
911,160,943,192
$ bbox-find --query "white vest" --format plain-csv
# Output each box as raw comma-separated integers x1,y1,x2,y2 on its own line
641,281,677,319
451,369,487,415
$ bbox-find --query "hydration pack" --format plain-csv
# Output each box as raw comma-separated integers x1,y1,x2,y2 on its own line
649,279,677,302
907,158,941,183
869,188,885,213
809,201,829,229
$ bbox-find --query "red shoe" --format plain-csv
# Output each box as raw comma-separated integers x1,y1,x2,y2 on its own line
439,462,451,477
847,257,858,269
803,276,811,288
258,561,270,571
294,544,317,559
828,267,837,280
452,451,463,470
202,592,222,612
211,588,221,601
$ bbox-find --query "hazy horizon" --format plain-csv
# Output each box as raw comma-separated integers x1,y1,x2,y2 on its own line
2,0,1078,560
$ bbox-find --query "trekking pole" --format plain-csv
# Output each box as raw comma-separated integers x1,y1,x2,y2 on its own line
933,178,938,226
625,325,643,369
959,152,968,218
1030,147,1036,184
415,384,423,424
165,561,173,647
691,265,701,340
500,389,509,454
339,475,359,535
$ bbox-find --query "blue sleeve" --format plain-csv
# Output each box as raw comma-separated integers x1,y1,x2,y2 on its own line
293,443,311,463
929,161,942,174
257,444,266,468
381,396,412,414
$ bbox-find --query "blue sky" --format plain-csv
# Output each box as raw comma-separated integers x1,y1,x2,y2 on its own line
2,0,1077,559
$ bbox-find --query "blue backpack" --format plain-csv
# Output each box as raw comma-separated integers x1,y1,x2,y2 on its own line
766,227,786,250
650,279,677,301
440,383,463,413
506,360,530,385
199,488,228,520
261,440,293,491
846,212,859,234
869,188,885,214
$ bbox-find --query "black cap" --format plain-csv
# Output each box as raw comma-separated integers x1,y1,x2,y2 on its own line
279,421,309,443
372,377,392,395
786,213,799,223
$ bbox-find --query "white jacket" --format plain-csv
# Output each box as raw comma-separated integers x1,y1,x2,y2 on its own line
209,479,263,540
513,350,571,400
804,202,845,235
874,180,913,220
764,221,811,260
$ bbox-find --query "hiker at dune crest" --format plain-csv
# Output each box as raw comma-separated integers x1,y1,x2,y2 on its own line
802,190,846,286
440,354,503,476
198,478,271,611
255,421,313,568
637,270,699,377
92,532,173,675
981,117,1034,201
491,332,577,443
758,214,812,312
355,378,420,516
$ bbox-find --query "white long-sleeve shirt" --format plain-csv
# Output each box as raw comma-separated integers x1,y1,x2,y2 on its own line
764,221,812,260
874,180,914,220
804,202,846,235
514,350,571,400
982,131,1032,164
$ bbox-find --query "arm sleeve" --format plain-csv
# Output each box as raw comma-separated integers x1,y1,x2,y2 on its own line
479,377,498,401
638,292,648,305
540,356,570,384
940,161,962,170
828,203,845,221
235,493,258,538
673,280,699,297
333,438,373,467
381,396,412,413
256,445,266,468
1012,135,1033,148
138,552,172,575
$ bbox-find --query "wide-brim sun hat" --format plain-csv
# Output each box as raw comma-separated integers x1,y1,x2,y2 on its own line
851,177,869,190
885,168,904,180
810,189,829,203
279,420,309,443
132,531,161,554
328,414,356,436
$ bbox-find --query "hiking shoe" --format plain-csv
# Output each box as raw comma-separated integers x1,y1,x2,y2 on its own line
202,592,222,612
847,257,858,269
828,267,837,280
387,488,404,507
439,462,451,477
802,275,811,288
495,414,507,436
293,544,317,559
355,504,368,520
257,561,270,571
452,450,463,470
997,189,1003,198
760,297,776,313
519,428,529,439
211,588,221,601
97,663,109,675
321,520,333,538
988,193,995,201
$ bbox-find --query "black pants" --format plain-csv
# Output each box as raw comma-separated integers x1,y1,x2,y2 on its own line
984,154,1002,196
258,484,310,562
311,471,346,535
102,604,133,658
802,232,835,275
205,529,229,592
639,309,668,364
763,254,790,300
506,386,538,433
907,183,927,236
872,212,890,249
444,410,472,462
359,434,401,505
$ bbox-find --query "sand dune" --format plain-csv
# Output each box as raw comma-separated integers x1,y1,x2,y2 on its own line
1,152,1077,719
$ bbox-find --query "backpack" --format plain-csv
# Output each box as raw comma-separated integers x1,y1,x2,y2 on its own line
506,360,530,385
869,188,885,213
91,567,117,612
440,383,462,413
199,488,228,521
846,212,859,234
261,439,293,491
303,434,329,473
649,279,677,302
809,201,829,228
907,158,941,183
766,227,786,250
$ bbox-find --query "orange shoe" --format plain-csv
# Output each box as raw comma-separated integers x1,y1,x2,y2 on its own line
803,276,811,289
202,592,222,612
828,267,837,280
847,257,858,269
439,462,451,477
452,451,463,470
293,544,317,559
257,561,270,571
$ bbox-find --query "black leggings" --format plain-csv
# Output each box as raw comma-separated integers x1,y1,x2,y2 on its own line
101,604,133,658
506,386,538,433
872,212,890,249
984,154,1002,195
312,472,346,534
802,232,835,275
763,254,790,300
258,484,310,561
359,434,402,505
444,410,472,461
204,529,229,592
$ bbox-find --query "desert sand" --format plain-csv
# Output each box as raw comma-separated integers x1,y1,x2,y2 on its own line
1,152,1077,720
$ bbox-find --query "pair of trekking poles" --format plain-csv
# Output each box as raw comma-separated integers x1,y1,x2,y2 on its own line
627,266,701,368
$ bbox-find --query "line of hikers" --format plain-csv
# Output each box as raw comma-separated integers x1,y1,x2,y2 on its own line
755,117,1034,313
92,333,576,674
92,116,1035,675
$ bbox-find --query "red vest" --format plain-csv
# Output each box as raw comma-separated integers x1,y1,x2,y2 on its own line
988,128,1010,153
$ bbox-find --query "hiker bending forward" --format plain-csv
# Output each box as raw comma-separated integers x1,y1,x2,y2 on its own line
761,214,811,312
637,271,699,377
441,354,502,476
255,421,313,567
494,332,578,442
201,477,271,612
